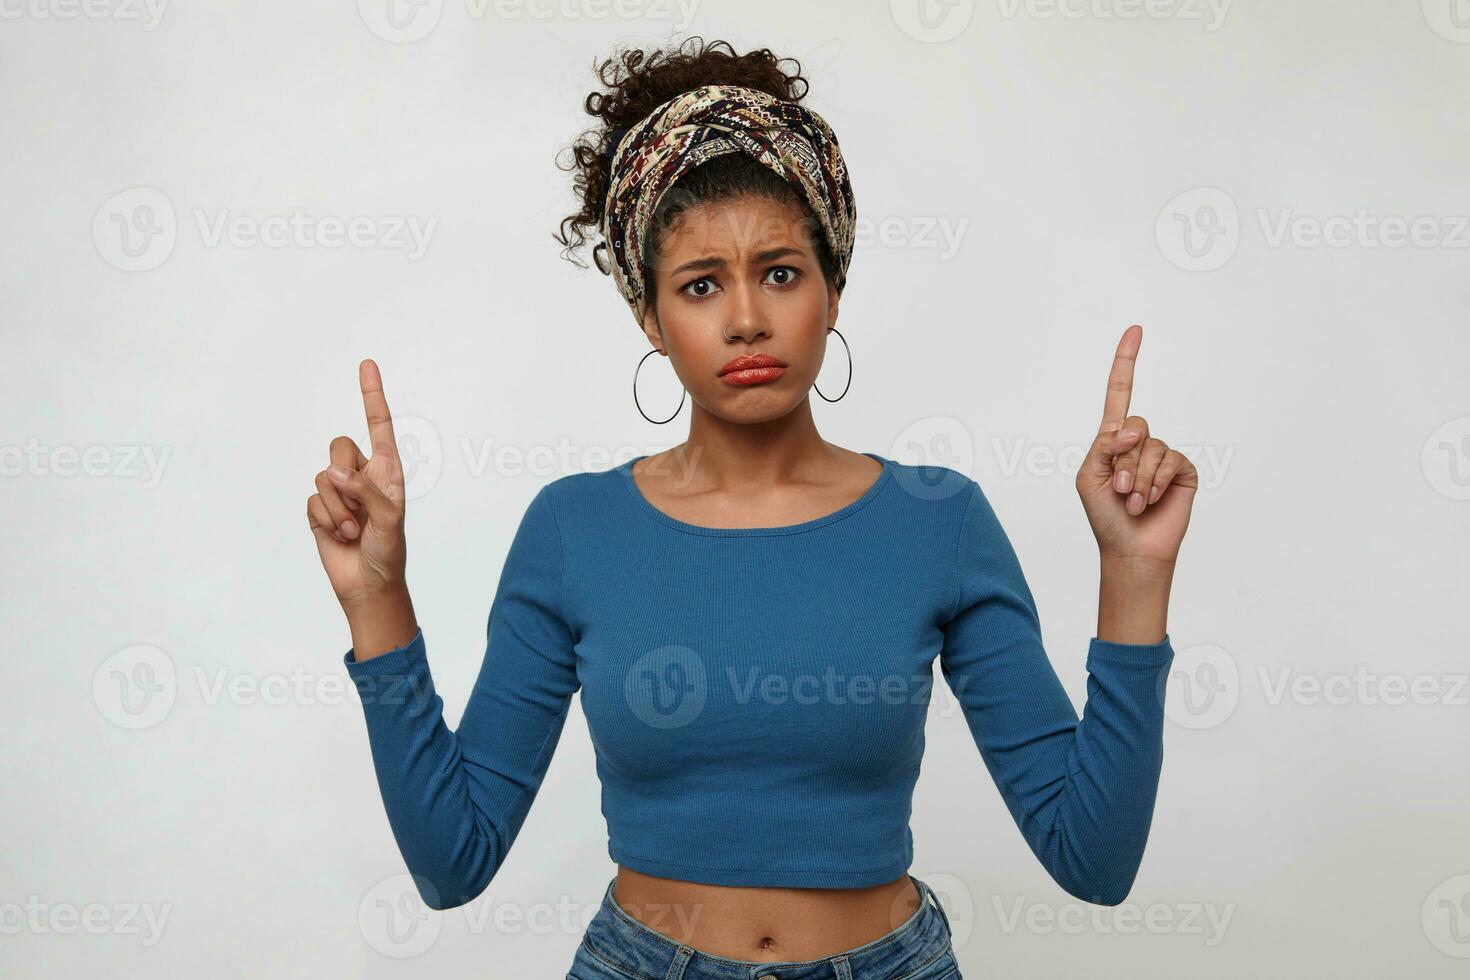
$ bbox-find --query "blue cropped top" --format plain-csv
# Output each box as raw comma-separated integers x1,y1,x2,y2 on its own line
343,453,1175,909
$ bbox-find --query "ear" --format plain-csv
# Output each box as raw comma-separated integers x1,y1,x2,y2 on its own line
827,280,840,332
639,302,664,353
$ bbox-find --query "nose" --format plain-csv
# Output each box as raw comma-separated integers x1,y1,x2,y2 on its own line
722,277,770,343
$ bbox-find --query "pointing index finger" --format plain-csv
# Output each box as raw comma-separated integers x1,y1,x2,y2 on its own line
1100,324,1142,434
359,358,399,459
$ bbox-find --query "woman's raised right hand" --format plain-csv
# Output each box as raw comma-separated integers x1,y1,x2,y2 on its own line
307,359,409,611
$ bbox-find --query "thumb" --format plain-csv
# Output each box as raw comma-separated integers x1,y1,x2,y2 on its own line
326,464,401,529
1079,423,1139,488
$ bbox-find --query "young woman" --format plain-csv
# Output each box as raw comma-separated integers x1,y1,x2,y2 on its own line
309,39,1197,980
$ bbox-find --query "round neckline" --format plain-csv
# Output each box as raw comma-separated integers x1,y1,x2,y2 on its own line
618,452,893,537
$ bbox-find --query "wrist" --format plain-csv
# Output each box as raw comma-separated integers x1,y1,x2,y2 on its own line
1097,557,1172,646
1099,552,1176,584
342,585,419,661
341,580,411,617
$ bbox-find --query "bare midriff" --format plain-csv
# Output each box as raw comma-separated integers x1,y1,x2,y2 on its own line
610,865,923,962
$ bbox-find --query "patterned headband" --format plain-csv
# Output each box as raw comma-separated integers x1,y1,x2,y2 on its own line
599,83,857,329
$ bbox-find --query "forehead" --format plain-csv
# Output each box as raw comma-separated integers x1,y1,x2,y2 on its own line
657,194,819,257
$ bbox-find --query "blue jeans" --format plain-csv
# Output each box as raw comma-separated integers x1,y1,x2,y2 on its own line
567,873,962,979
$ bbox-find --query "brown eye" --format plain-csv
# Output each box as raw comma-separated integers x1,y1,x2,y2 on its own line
765,266,800,286
681,277,717,299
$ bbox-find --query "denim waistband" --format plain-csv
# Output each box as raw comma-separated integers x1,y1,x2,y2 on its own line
577,873,955,980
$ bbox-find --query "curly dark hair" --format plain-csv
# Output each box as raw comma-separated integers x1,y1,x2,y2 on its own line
553,37,843,323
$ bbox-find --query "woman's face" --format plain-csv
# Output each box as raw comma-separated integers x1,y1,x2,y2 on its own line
639,194,840,424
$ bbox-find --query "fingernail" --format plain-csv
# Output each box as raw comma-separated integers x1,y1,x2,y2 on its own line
340,520,358,538
1129,491,1144,513
328,465,350,481
1148,485,1162,504
1115,470,1133,493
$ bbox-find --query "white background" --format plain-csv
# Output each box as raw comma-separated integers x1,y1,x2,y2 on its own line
3,0,1468,976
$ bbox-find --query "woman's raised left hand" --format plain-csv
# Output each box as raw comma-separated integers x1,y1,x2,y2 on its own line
1076,324,1199,567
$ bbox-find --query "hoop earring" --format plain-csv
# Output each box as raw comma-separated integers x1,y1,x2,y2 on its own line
633,348,686,424
813,327,852,402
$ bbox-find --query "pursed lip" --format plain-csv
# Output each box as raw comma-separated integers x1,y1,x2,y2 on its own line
718,353,788,376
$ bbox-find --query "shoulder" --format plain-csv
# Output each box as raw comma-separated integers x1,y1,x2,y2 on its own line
530,460,629,527
879,455,981,519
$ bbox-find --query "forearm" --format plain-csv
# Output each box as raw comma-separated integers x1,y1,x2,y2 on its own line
1097,556,1174,645
344,626,503,910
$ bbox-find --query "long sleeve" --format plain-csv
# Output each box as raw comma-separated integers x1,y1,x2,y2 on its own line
342,484,579,910
939,479,1174,907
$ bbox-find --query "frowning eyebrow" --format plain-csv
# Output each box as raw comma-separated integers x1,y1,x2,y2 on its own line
668,246,805,278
